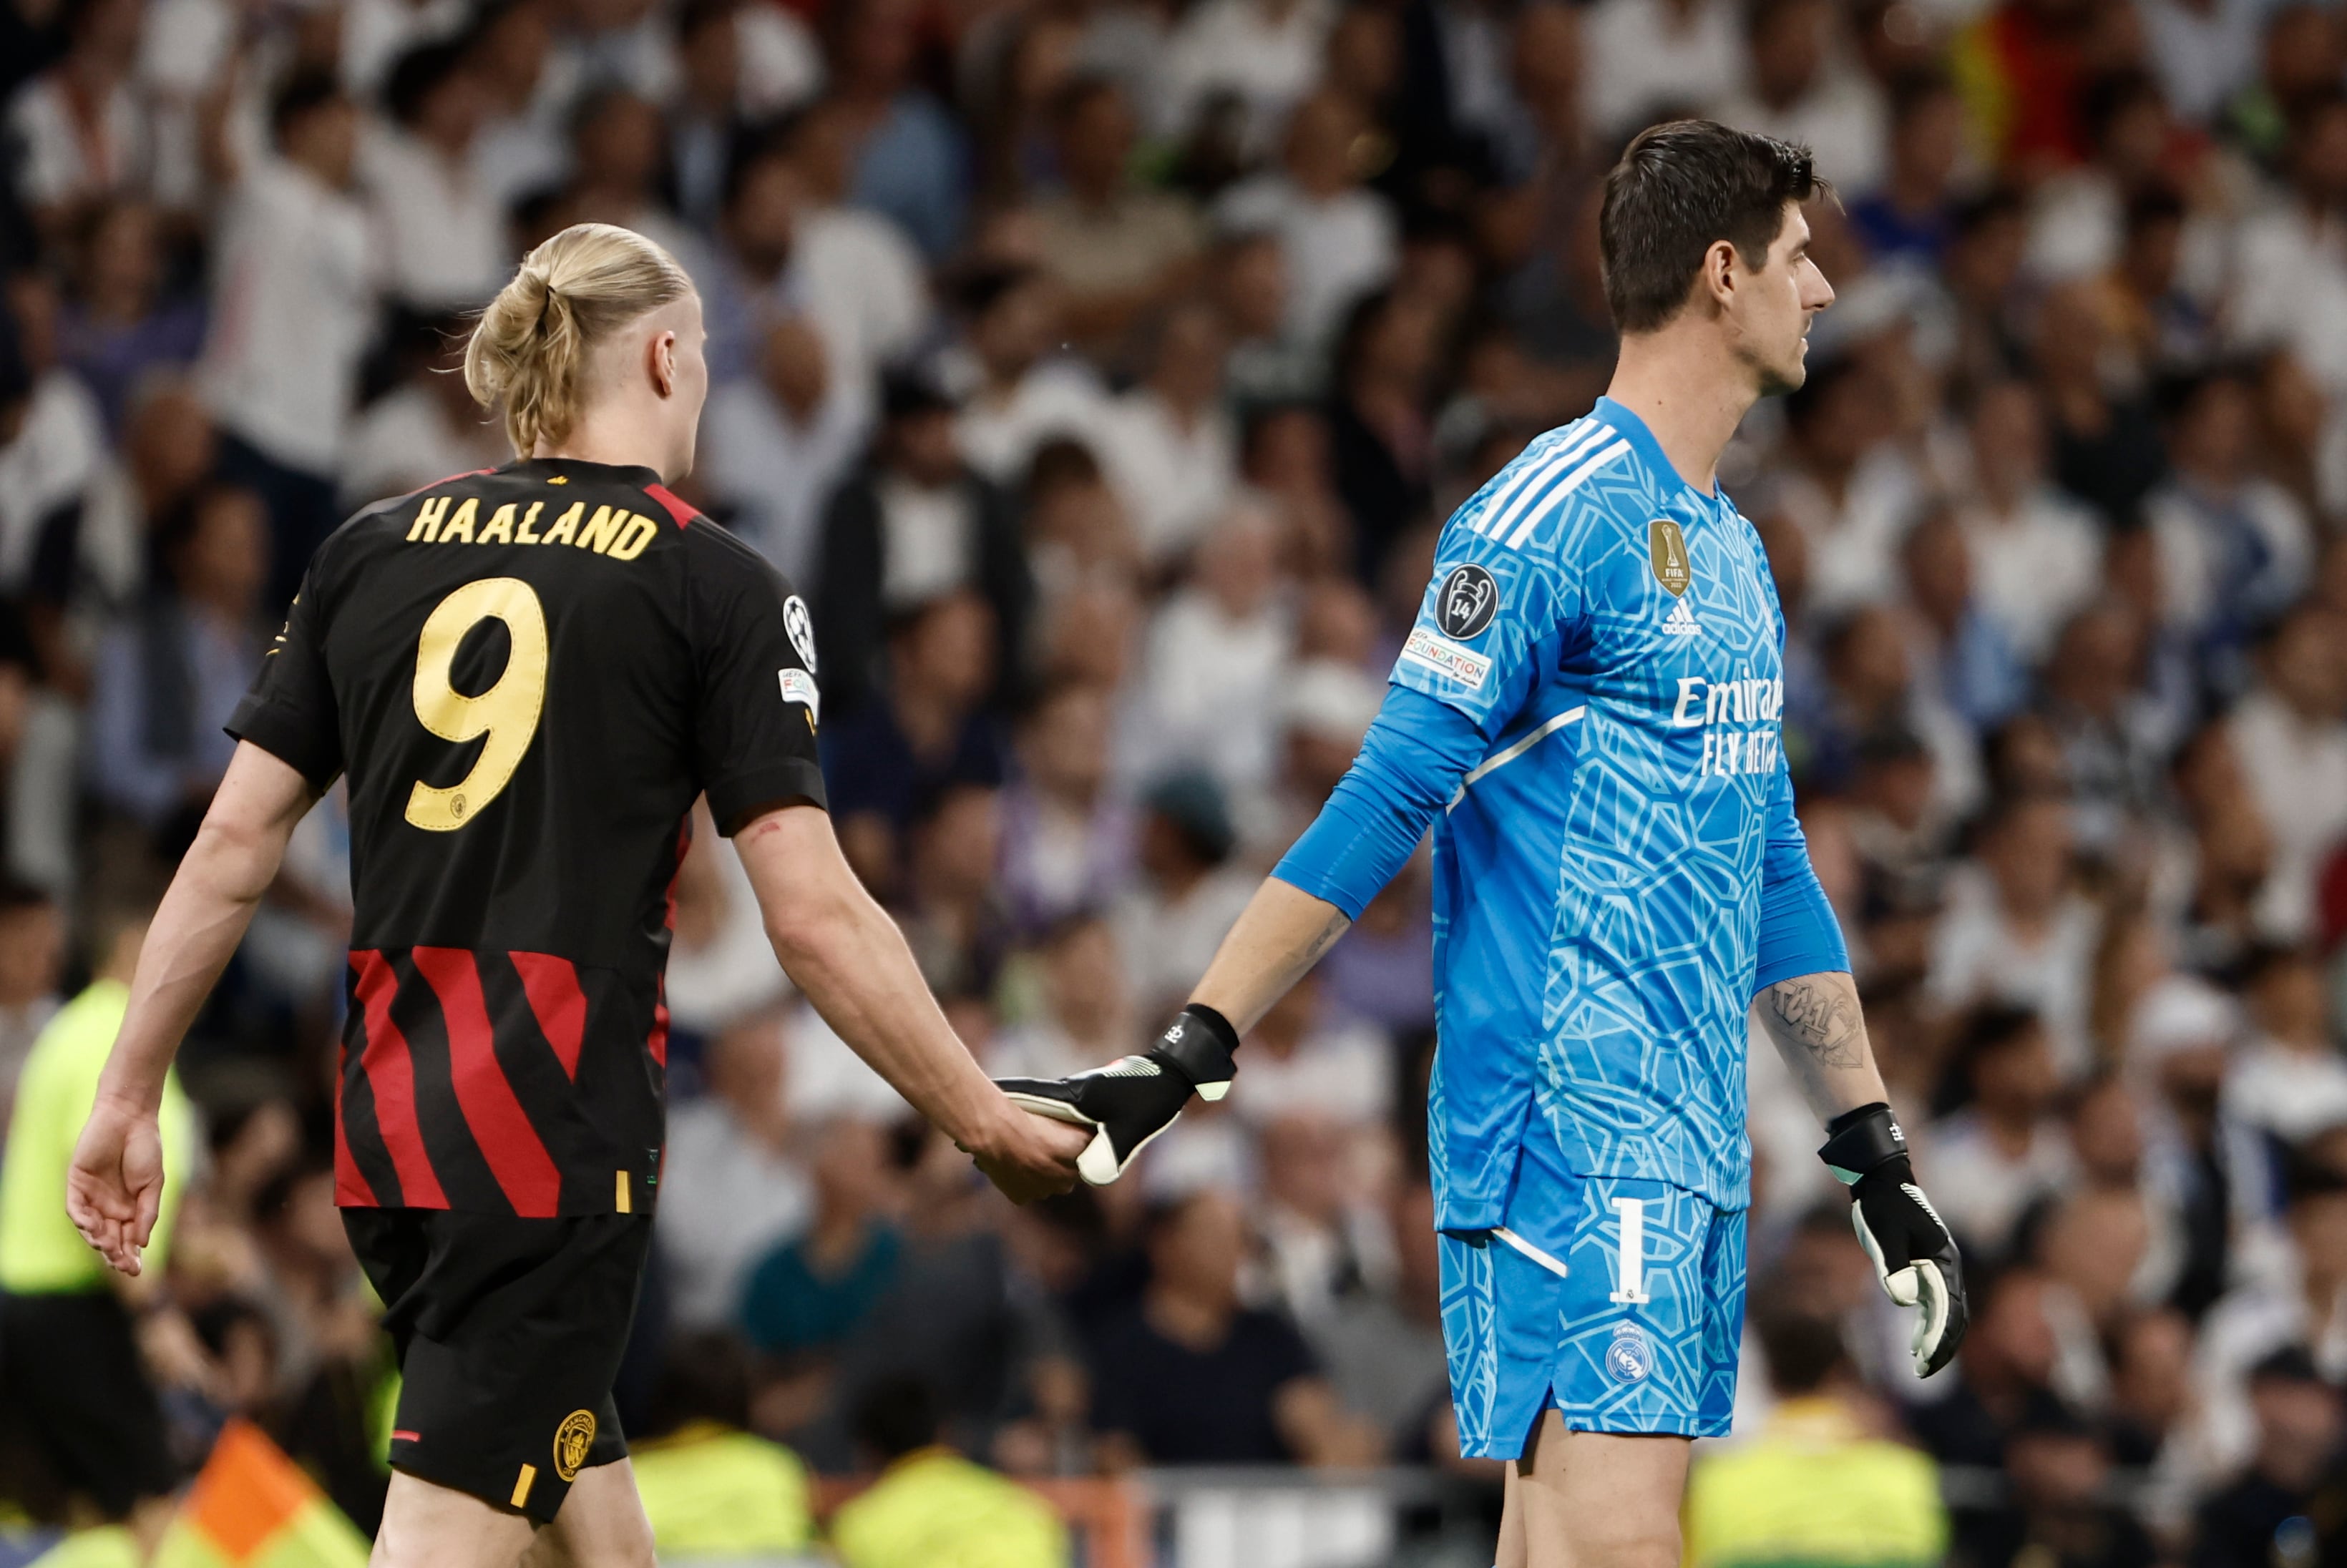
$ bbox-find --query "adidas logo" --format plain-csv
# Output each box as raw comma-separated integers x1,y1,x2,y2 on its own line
1662,597,1700,637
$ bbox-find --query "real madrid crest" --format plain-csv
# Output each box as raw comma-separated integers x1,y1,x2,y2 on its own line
1606,1321,1653,1383
1649,519,1693,597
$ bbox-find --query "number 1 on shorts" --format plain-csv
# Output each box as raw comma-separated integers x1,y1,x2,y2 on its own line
1609,1197,1651,1305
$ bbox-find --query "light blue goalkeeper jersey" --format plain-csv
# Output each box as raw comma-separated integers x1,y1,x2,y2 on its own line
1404,397,1807,1222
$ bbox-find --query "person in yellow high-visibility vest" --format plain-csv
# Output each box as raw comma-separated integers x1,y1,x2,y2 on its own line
830,1376,1068,1568
628,1331,816,1559
1682,1304,1947,1568
0,893,197,1558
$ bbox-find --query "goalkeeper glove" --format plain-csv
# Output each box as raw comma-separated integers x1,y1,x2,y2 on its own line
1820,1102,1969,1377
996,1004,1239,1186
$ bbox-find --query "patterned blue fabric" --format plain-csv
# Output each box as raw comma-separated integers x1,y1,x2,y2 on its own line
1438,1120,1747,1456
1398,396,1833,1223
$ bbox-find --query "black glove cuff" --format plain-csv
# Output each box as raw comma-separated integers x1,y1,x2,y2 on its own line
1151,1004,1239,1089
1818,1102,1911,1186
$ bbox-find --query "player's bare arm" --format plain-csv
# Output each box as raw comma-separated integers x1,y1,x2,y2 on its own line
69,742,319,1274
1189,878,1352,1033
1755,970,1887,1112
733,803,1087,1203
1756,966,1965,1376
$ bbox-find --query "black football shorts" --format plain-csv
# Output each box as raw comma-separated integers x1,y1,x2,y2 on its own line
343,1207,652,1523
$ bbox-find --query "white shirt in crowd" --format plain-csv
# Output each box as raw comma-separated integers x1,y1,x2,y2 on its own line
0,373,107,594
199,159,379,475
2228,687,2347,942
658,1097,812,1330
1214,174,1399,352
1159,0,1335,154
1772,448,1924,619
340,0,470,96
2143,477,2312,643
2223,1036,2347,1146
1096,389,1240,567
6,73,150,212
1955,487,2104,664
1914,1109,2076,1256
700,373,875,584
1926,868,2103,1078
340,383,508,511
955,362,1116,487
2230,201,2347,396
1230,1016,1395,1130
1581,0,1746,141
2136,0,2273,129
360,125,509,311
1709,74,1888,196
1136,587,1295,800
792,206,932,389
1113,863,1259,1017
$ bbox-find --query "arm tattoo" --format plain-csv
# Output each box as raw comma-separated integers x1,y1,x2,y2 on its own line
1280,910,1350,984
1765,978,1865,1068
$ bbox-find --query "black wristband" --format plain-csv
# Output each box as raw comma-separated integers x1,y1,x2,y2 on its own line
1152,1004,1239,1089
1818,1102,1911,1186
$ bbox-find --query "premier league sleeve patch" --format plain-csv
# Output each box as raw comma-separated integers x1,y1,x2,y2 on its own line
1437,564,1500,639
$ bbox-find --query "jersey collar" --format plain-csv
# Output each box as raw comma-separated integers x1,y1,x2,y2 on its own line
1591,396,1713,506
502,456,665,489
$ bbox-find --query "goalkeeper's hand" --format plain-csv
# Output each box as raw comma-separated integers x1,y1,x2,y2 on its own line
1820,1102,1968,1377
996,1004,1239,1185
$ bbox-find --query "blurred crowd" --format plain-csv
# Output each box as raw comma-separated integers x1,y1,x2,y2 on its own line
9,0,2347,1555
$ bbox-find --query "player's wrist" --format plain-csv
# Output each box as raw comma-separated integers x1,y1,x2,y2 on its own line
1817,1101,1909,1186
1153,1003,1239,1101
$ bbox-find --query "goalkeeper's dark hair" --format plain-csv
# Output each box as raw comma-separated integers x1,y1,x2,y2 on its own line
1599,119,1823,333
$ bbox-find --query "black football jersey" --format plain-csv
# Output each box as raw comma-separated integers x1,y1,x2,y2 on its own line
228,459,826,1217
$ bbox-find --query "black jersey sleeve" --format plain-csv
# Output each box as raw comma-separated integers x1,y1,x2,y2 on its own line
685,530,828,833
226,552,343,789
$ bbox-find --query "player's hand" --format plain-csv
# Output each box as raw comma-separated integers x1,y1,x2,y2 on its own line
67,1097,167,1277
996,1004,1239,1185
1819,1102,1968,1377
966,1104,1091,1205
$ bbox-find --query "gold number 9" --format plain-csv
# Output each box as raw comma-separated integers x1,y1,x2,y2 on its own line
406,578,549,832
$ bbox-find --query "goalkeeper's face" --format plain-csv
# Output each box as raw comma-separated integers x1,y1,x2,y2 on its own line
1729,202,1835,398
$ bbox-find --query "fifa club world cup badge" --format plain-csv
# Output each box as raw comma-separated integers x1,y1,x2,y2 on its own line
1437,564,1498,640
1649,520,1693,597
1606,1322,1654,1383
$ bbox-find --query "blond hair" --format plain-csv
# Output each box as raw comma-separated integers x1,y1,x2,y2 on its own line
464,223,695,457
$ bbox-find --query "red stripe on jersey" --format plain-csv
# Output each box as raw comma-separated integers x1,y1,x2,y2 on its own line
511,951,587,1082
331,1053,374,1205
643,484,699,527
352,951,447,1208
401,468,496,500
648,979,670,1069
413,947,564,1217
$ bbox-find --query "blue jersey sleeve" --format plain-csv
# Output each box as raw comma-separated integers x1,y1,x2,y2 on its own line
1272,685,1487,919
1752,752,1850,992
1391,519,1578,739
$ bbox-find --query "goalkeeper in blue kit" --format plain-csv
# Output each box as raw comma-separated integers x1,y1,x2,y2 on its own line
1000,119,1967,1568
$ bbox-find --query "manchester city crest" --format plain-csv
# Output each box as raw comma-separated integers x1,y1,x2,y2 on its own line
1606,1322,1653,1383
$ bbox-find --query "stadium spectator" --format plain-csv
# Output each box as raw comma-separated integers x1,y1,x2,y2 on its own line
832,1376,1068,1568
659,1011,814,1332
1683,1306,1946,1568
1089,1187,1378,1466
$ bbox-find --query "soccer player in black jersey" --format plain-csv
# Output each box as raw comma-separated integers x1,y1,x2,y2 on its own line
62,222,1088,1566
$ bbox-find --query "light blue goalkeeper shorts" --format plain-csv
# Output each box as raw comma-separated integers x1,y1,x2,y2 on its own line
1437,1123,1747,1459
